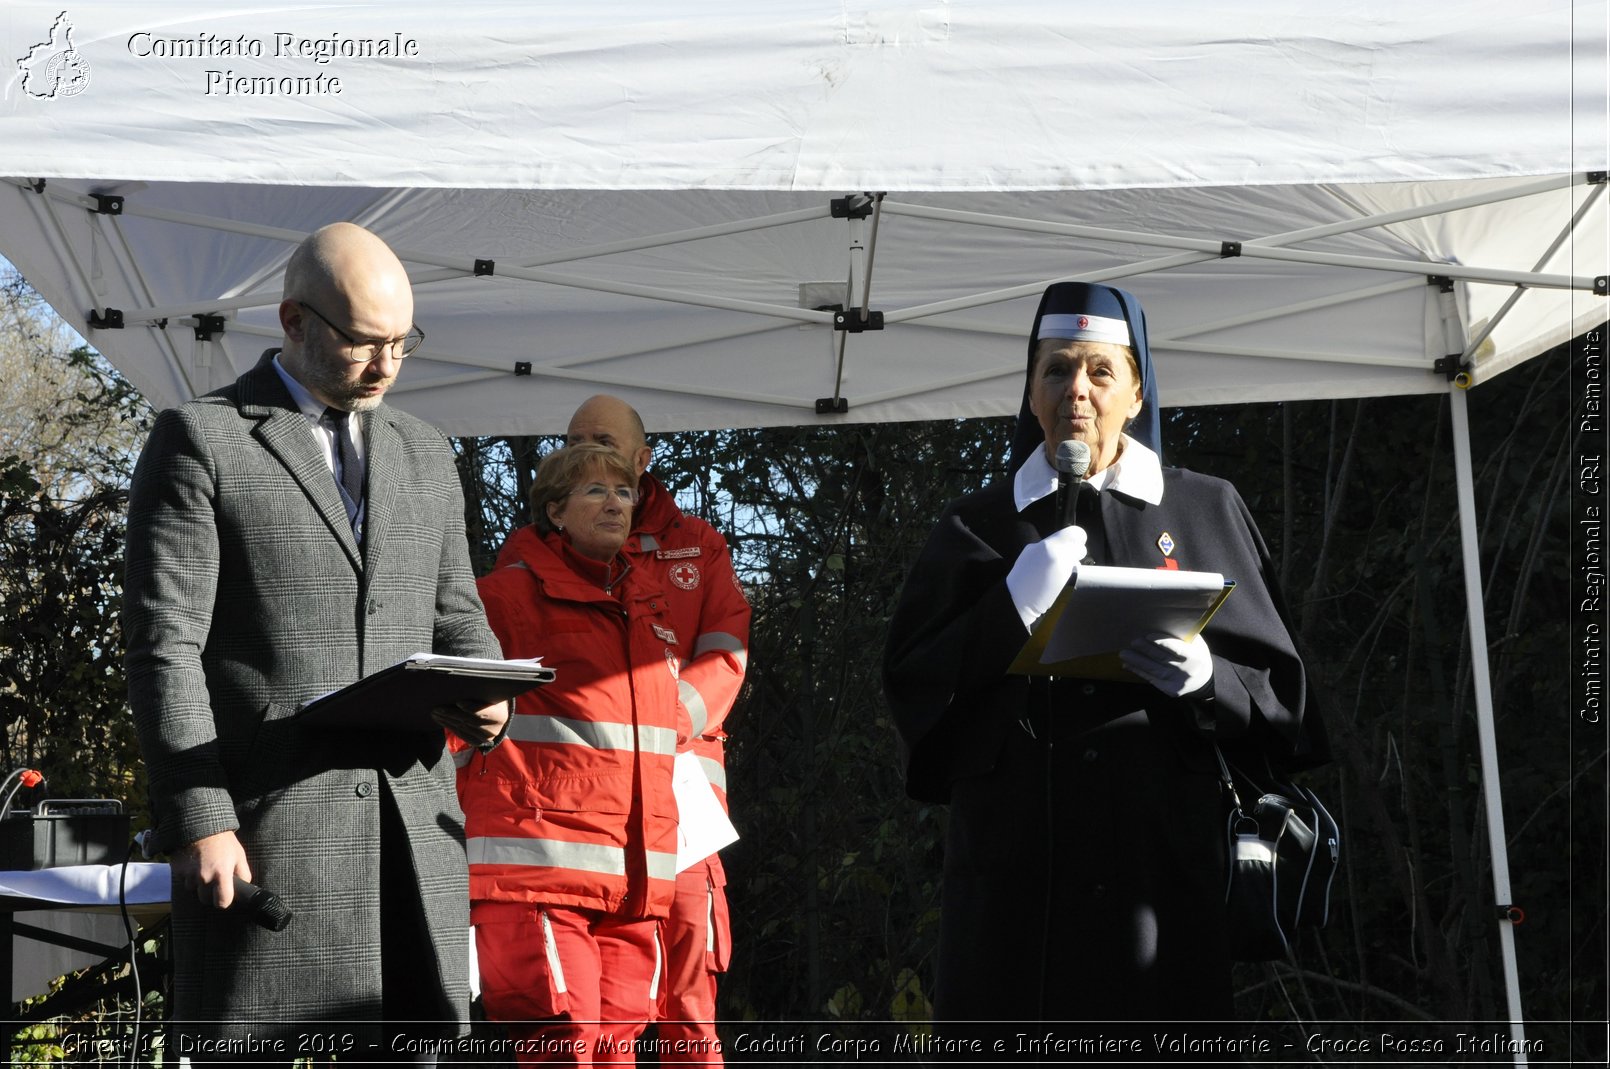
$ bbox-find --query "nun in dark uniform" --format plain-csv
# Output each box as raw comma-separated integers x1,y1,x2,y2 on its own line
883,282,1326,1025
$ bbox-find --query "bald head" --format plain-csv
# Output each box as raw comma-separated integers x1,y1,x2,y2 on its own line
567,394,652,476
282,222,413,325
277,222,415,412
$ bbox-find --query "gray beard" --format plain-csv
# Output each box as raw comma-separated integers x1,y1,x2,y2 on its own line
295,342,391,412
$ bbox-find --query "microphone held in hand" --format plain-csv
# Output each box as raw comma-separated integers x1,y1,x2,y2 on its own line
228,876,293,932
1054,439,1092,531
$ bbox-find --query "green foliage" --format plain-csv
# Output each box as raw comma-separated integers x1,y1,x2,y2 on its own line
1160,354,1593,1037
0,274,153,820
7,932,167,1065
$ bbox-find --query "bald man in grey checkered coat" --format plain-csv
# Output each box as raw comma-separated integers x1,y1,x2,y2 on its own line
124,223,508,1048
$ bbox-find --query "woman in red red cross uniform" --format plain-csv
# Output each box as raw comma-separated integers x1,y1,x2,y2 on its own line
455,443,688,1065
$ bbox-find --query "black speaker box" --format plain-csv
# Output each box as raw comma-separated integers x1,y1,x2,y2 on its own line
0,800,129,871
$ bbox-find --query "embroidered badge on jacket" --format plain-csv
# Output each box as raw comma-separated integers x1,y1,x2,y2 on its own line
652,623,679,645
670,562,701,590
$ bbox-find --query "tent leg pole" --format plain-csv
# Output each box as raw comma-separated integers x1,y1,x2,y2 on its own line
1447,385,1528,1066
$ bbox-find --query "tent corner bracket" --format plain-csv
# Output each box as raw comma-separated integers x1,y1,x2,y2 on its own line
834,310,883,333
91,194,124,216
513,362,532,376
1427,275,1455,293
474,259,494,277
831,195,876,220
27,179,45,194
1219,241,1241,258
1595,276,1608,297
815,397,849,415
87,308,123,330
1433,354,1472,388
193,314,226,342
1588,172,1606,185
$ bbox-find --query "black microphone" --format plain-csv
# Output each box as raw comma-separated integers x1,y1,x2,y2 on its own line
228,876,293,932
1054,439,1092,530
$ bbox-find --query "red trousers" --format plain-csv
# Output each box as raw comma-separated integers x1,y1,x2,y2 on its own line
475,903,661,1066
655,860,731,1063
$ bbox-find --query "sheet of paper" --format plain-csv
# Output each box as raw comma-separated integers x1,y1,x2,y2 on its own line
302,653,551,707
1010,564,1235,679
1038,565,1229,663
672,751,739,872
399,652,549,674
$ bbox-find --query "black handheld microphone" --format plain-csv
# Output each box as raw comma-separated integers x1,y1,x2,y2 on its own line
229,876,293,932
1054,439,1092,530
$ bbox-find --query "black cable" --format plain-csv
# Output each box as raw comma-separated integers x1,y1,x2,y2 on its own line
118,838,143,1069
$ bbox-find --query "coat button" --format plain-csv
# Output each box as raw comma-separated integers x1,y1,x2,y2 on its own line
367,599,380,615
355,782,373,798
1082,749,1099,763
1080,683,1097,696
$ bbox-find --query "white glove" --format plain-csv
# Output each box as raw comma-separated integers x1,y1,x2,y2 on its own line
1006,525,1087,629
1120,631,1214,697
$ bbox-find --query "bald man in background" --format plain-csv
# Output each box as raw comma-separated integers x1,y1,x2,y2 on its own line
125,222,507,1050
557,395,750,1058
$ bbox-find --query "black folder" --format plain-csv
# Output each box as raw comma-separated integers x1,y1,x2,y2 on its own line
295,653,556,731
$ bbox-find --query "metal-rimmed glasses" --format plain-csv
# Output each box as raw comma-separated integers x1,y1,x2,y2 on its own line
299,300,425,362
569,483,638,505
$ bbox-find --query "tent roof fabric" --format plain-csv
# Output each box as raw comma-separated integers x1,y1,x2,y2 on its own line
5,2,1604,190
2,2,1605,434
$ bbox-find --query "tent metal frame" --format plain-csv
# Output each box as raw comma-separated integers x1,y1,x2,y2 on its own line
11,173,1602,420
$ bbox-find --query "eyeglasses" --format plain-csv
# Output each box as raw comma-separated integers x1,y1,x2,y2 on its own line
569,483,637,505
299,301,425,362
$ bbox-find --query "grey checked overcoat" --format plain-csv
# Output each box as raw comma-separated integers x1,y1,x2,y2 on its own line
124,352,500,1036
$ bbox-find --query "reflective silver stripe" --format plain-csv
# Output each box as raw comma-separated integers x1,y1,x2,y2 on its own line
693,631,748,668
639,534,659,551
698,755,727,792
468,837,681,885
705,884,717,952
507,714,677,756
647,850,679,882
649,922,664,1000
679,679,709,738
451,747,473,769
469,836,626,875
541,910,567,994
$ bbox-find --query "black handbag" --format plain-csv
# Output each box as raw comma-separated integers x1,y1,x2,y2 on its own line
1215,745,1340,961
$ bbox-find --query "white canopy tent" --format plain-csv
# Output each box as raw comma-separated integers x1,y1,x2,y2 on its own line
3,2,1605,1054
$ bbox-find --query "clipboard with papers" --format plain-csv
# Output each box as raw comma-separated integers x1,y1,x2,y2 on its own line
1009,565,1235,680
295,653,556,731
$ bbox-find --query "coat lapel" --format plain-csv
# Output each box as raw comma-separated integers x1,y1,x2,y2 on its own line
360,407,400,571
238,357,364,571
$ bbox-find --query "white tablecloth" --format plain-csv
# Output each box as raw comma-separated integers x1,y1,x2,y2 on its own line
1,863,170,1001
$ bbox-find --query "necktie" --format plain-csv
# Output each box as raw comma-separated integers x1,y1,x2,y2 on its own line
322,407,364,535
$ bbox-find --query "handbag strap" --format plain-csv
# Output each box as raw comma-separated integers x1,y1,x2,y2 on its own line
1212,742,1244,811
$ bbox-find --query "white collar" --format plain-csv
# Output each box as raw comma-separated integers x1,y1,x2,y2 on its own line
271,354,328,423
1012,435,1165,512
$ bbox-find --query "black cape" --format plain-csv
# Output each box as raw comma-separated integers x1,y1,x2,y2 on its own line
883,464,1326,1023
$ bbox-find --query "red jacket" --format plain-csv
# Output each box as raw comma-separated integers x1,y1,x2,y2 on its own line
459,525,686,919
495,474,750,815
